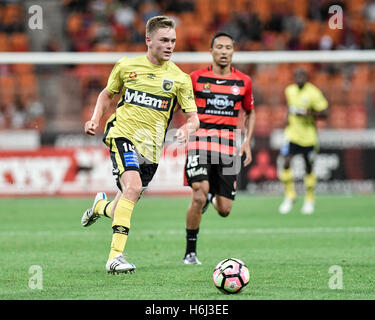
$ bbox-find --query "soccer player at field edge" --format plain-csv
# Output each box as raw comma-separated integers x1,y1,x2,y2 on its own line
278,67,328,215
81,15,199,274
183,32,256,264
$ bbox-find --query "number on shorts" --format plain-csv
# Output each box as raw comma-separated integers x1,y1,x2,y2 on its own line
187,155,199,168
123,142,136,153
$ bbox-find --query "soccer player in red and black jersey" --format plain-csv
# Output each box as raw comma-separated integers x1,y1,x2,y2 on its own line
183,32,256,264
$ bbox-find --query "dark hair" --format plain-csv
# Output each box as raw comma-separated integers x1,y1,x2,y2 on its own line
210,32,234,48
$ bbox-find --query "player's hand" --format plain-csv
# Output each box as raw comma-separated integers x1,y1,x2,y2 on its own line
240,143,252,167
85,120,98,136
175,126,188,145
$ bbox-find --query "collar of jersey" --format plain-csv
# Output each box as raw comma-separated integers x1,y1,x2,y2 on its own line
143,55,169,70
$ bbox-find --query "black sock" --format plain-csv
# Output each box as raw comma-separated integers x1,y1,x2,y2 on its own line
185,228,199,256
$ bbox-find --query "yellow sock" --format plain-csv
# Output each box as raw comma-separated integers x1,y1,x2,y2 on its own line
304,173,317,202
94,200,114,218
279,168,296,200
108,198,135,260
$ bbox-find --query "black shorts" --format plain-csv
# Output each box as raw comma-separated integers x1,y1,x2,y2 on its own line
280,141,317,164
184,152,241,200
108,137,158,192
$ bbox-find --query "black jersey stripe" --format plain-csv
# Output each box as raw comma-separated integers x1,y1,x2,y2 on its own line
199,121,236,131
102,116,116,143
197,76,245,86
197,107,239,118
117,94,125,108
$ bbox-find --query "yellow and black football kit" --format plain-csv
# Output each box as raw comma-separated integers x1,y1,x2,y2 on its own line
103,55,197,190
280,82,328,203
92,55,197,262
283,82,328,148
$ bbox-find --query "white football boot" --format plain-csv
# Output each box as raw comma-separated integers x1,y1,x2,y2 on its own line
183,252,202,265
106,254,136,274
81,192,107,227
301,201,314,215
279,197,295,214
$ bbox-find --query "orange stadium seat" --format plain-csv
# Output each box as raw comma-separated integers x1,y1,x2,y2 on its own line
276,64,293,85
215,0,231,17
0,33,10,51
9,33,29,51
174,26,187,51
352,65,370,84
300,21,322,48
17,73,38,103
252,0,270,21
347,84,367,106
3,4,23,26
0,75,16,106
348,105,367,129
292,0,308,18
329,105,348,129
233,0,248,12
271,105,287,129
346,0,366,14
254,105,272,136
12,64,34,74
312,72,329,87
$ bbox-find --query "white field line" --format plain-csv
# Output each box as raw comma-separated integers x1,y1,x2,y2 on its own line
1,226,375,237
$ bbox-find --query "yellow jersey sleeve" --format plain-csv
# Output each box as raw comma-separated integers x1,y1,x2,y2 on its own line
177,73,197,113
106,58,127,95
311,86,328,112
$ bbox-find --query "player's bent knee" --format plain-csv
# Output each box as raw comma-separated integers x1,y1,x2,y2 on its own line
218,209,231,217
192,192,207,208
123,184,142,200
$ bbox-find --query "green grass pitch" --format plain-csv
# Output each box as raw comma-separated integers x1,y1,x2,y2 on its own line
0,194,374,300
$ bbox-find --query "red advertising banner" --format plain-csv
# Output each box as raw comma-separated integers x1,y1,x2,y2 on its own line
0,147,191,197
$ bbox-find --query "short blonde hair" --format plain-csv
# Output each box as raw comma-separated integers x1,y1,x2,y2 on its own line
145,16,176,37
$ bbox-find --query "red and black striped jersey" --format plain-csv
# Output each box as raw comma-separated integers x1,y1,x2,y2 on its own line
188,66,254,155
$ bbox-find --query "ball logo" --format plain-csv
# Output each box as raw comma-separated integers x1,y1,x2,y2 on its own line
162,79,174,92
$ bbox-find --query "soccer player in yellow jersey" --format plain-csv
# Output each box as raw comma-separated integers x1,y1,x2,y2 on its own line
80,16,199,274
279,68,328,215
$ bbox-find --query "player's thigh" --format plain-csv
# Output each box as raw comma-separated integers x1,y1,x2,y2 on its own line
210,161,237,201
302,146,316,174
119,170,142,202
110,137,143,200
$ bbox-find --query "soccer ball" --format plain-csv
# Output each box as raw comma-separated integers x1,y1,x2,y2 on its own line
212,258,250,294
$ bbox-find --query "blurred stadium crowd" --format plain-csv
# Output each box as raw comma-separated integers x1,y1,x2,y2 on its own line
0,0,374,134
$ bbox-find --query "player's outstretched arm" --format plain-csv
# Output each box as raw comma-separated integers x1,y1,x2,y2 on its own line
240,109,256,167
175,111,200,144
84,88,114,136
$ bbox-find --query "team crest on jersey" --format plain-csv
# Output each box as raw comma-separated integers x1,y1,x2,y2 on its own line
203,82,211,93
162,79,174,92
231,85,240,95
